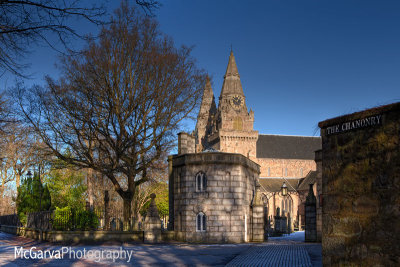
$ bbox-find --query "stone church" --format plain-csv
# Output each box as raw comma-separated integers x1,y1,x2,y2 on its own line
168,51,322,243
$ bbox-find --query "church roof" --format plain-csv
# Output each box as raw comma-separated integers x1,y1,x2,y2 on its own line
220,51,244,97
256,134,321,160
297,171,317,191
259,178,301,192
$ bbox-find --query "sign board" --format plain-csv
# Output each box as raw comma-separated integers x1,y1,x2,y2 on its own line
325,114,382,135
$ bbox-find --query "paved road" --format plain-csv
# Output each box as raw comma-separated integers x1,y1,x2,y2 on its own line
0,231,322,266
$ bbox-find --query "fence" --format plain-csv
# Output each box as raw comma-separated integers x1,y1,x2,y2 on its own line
27,211,52,230
0,214,22,227
0,208,129,231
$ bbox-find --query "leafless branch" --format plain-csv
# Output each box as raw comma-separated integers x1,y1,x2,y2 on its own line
17,3,204,226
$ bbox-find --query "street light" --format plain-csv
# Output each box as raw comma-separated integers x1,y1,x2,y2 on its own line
281,182,288,196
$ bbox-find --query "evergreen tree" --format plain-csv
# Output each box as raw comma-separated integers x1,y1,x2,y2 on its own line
16,172,51,225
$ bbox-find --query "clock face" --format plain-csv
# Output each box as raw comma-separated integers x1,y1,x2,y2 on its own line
231,95,243,109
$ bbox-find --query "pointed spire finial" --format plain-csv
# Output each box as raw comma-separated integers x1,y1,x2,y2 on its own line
224,49,239,78
219,50,244,98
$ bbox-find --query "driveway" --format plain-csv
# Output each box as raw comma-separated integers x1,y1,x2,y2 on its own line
0,231,321,266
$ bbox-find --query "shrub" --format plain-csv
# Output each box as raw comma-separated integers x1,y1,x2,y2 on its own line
76,210,99,230
52,207,99,230
52,206,73,230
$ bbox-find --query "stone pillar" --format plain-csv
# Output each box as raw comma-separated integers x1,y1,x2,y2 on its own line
178,132,196,154
315,149,322,242
305,184,317,242
251,184,265,242
144,193,162,243
104,190,110,231
167,155,174,230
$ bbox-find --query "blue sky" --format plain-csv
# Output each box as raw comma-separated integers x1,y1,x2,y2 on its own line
3,0,400,136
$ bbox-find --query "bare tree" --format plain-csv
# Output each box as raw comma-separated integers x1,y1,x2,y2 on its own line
0,0,160,77
131,156,168,228
18,3,205,229
0,117,51,213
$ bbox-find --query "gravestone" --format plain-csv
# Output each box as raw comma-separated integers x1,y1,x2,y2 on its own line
144,193,162,243
305,184,317,242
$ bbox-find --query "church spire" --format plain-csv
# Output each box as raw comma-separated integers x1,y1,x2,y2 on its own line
195,76,217,152
220,51,244,98
225,50,240,78
198,76,216,115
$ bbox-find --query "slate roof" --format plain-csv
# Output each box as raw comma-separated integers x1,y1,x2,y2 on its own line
259,178,302,193
256,134,321,159
297,171,317,191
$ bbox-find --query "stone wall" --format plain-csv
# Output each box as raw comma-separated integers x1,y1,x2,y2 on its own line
256,158,316,178
178,132,195,154
315,150,322,242
319,102,400,266
0,225,144,242
169,152,262,243
218,130,258,158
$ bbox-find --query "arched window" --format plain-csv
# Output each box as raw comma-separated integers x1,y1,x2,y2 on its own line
300,168,303,177
196,171,207,192
196,212,206,232
285,199,288,213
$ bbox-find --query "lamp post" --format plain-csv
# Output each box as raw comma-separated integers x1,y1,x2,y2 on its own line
281,182,288,197
26,170,32,179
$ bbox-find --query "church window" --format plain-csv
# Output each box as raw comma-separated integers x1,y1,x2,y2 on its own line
268,167,270,176
196,171,207,192
233,117,243,131
285,199,288,213
285,168,288,177
196,212,206,232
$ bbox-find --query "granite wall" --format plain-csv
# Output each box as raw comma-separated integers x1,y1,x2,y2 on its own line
169,152,263,243
319,102,400,266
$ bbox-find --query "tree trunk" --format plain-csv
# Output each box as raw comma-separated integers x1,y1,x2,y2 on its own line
0,185,4,215
16,173,21,188
123,197,133,231
132,212,142,230
87,168,93,210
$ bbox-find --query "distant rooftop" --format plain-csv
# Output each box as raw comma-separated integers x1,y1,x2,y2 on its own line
297,171,317,191
258,177,301,192
256,134,321,160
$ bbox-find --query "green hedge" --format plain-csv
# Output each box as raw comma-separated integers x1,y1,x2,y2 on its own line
52,207,99,231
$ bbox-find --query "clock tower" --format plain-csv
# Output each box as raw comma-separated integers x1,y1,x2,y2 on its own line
208,51,259,158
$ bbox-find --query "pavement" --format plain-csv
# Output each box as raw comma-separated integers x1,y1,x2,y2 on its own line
0,231,322,266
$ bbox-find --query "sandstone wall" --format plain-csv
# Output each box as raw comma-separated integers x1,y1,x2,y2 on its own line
315,150,322,242
256,158,316,178
319,102,400,266
219,131,258,158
